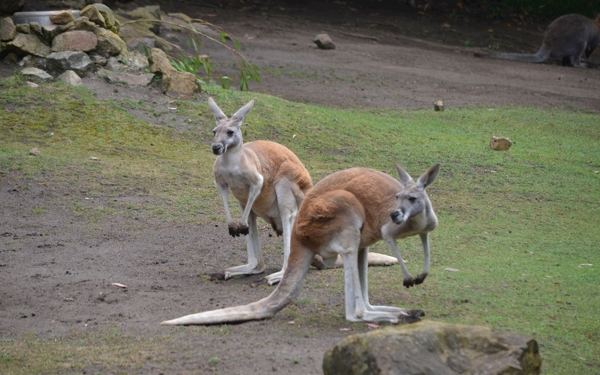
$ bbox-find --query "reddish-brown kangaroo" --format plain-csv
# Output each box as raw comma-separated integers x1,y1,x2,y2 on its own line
162,164,440,325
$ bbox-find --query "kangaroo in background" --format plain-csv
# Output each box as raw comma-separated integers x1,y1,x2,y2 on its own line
162,164,439,325
474,14,600,67
208,98,397,286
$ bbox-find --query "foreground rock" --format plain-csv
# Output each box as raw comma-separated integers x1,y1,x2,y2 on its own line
323,321,541,375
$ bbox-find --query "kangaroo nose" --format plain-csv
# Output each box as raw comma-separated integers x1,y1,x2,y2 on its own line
390,211,400,220
212,144,222,155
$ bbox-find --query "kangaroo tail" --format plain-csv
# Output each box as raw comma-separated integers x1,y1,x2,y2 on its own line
160,243,314,326
474,46,551,63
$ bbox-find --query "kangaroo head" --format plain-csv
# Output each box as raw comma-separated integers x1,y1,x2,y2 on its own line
390,164,440,225
209,97,255,155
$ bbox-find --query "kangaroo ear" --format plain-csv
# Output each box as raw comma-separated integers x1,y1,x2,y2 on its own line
231,99,255,124
416,164,440,190
395,163,414,186
208,97,227,122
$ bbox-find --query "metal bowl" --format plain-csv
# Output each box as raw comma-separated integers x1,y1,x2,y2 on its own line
12,10,81,27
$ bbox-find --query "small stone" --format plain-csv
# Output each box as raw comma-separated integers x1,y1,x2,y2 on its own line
21,67,53,80
49,11,75,25
29,148,41,156
434,100,444,111
490,136,512,151
313,33,335,50
58,70,83,86
26,81,39,88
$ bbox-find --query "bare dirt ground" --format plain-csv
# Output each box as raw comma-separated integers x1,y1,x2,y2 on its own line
1,1,599,374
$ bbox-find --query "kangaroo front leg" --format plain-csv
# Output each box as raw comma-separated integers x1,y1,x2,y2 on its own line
215,182,237,236
383,234,416,288
233,175,264,236
224,210,266,279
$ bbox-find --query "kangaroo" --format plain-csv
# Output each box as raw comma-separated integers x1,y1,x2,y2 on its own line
474,14,600,67
162,164,440,325
208,98,398,286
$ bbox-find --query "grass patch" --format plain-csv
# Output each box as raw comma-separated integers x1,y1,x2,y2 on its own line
1,75,599,374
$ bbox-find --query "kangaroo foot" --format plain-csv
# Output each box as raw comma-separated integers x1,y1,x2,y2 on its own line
207,273,226,281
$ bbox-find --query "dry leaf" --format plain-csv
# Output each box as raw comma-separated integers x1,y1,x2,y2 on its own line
111,282,128,288
367,323,379,329
444,268,460,272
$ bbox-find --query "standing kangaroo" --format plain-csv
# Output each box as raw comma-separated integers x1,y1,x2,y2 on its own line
474,14,600,67
162,164,439,325
208,98,397,286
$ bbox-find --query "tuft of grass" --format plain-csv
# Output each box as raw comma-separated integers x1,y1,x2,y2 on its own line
1,75,599,374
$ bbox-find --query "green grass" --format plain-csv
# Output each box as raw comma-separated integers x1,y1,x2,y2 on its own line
1,74,599,374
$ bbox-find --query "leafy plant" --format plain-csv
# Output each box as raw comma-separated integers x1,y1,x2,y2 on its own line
121,18,260,91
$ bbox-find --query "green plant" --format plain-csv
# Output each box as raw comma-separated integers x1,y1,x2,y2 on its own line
121,18,260,91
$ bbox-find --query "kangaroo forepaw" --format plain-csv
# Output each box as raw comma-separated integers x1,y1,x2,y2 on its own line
414,273,427,285
403,278,416,288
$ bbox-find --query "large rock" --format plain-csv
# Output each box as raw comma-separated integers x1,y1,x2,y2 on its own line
148,47,200,98
93,27,127,57
46,50,93,76
1,17,17,41
52,30,97,52
81,3,118,32
7,33,51,57
323,321,542,375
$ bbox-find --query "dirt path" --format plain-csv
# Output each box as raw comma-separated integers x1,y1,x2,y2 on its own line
1,1,599,374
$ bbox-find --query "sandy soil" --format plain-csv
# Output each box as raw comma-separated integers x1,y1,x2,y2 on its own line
1,1,599,374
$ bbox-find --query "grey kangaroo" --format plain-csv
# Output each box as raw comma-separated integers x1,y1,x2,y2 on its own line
475,14,600,67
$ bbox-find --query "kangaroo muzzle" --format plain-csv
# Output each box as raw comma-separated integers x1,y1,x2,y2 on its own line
390,209,406,224
212,143,225,155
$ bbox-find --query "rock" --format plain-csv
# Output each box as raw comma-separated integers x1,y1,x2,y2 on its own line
42,23,69,42
80,4,106,28
26,81,39,88
97,68,154,86
313,33,335,50
0,0,25,15
46,50,93,76
19,55,46,69
322,321,541,375
7,33,51,57
49,11,75,25
93,27,127,57
490,136,513,151
148,47,200,98
29,148,41,156
87,3,118,32
148,47,174,74
15,24,29,34
434,100,444,111
125,49,149,73
1,17,17,41
58,70,82,86
104,56,125,71
20,67,53,80
52,30,97,52
73,16,97,32
88,53,107,66
126,6,161,34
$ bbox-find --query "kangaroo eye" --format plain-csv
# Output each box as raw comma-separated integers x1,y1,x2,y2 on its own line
408,197,417,202
226,130,235,136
